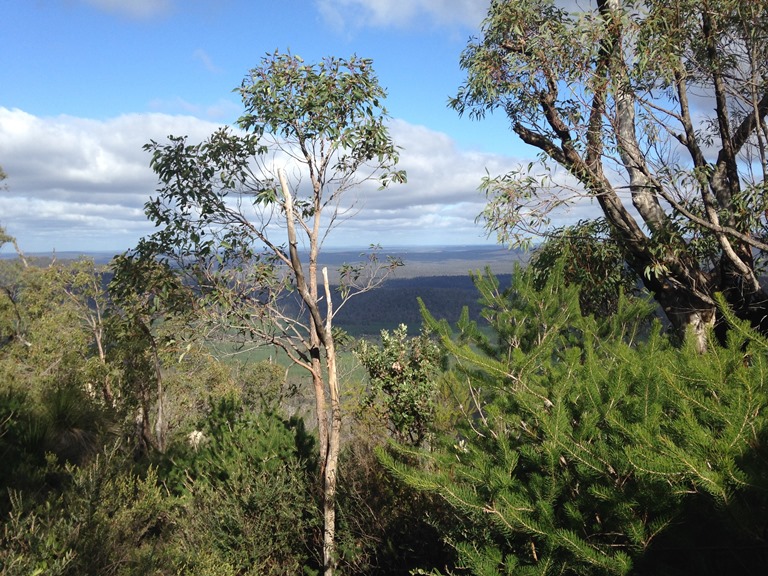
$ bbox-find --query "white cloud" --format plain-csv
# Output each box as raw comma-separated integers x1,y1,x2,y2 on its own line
81,0,174,19
324,119,518,246
193,48,223,74
147,96,241,121
316,0,489,31
313,0,593,32
0,107,529,254
0,108,220,253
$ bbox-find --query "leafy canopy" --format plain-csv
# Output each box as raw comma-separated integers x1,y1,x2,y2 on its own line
452,0,768,346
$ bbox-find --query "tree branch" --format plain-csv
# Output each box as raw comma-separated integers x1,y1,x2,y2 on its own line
279,168,328,347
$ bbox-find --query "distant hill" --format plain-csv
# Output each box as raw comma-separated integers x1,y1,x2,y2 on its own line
317,244,525,279
302,245,525,336
1,245,526,337
332,273,514,337
0,251,118,265
0,244,526,276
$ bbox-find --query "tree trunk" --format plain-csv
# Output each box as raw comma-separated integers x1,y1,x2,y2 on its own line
655,281,717,353
321,267,342,576
280,169,341,575
594,0,766,350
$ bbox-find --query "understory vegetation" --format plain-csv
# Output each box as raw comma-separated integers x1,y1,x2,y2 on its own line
2,248,768,575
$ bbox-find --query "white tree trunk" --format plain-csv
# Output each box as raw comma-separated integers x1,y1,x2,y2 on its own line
321,267,342,576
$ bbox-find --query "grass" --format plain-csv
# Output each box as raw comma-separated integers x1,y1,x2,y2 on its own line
209,339,368,388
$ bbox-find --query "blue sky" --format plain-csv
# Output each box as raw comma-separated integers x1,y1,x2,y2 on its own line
0,0,579,254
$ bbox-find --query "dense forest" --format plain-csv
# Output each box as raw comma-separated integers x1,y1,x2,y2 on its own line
4,1,768,574
333,274,512,337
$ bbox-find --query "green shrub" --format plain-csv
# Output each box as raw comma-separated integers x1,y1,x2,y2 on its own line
334,435,457,576
383,265,768,575
161,395,319,575
1,444,177,576
0,379,112,517
356,325,444,446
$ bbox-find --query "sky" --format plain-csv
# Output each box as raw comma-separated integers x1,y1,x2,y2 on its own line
0,0,582,254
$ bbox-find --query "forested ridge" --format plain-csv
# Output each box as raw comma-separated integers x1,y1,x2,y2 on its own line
4,1,768,574
332,274,512,337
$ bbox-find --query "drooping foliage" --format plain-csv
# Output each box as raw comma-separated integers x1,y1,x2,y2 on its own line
454,0,768,349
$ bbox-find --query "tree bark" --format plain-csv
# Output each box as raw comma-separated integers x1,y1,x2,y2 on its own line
586,1,765,349
322,267,342,576
280,169,341,575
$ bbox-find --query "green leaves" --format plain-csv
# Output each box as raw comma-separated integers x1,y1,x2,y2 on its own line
237,51,402,185
356,324,443,446
453,0,591,121
529,218,643,317
132,54,406,572
387,261,768,574
158,397,318,575
131,52,406,358
457,0,768,346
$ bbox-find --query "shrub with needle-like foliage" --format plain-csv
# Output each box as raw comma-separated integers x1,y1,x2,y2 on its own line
382,263,768,575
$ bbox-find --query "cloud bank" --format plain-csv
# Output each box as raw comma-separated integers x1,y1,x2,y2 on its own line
316,0,488,31
0,107,521,254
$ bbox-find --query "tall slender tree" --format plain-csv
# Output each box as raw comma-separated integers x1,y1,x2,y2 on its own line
115,52,405,575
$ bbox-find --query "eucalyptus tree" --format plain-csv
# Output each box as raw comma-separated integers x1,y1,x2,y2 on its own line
116,52,405,575
110,254,196,454
455,0,768,350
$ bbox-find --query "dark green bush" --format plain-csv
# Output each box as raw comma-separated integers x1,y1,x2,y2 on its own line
161,395,319,575
383,265,768,575
334,435,457,576
1,443,177,576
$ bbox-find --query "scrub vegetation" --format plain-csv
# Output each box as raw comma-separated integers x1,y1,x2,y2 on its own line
3,1,768,573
